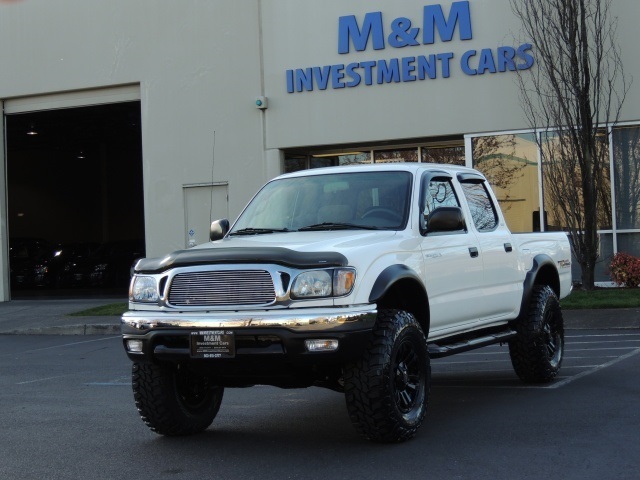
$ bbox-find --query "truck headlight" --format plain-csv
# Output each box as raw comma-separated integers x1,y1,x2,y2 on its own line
291,268,356,299
130,276,159,303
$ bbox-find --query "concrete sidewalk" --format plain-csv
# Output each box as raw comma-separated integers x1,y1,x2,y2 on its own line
0,298,124,335
0,298,638,335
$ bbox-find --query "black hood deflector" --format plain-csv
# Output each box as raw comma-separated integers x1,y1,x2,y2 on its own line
134,247,348,274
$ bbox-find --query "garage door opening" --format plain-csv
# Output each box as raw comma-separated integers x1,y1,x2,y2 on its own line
6,101,145,298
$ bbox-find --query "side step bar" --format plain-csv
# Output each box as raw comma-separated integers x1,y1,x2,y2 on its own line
428,329,517,358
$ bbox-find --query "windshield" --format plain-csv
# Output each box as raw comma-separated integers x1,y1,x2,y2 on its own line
230,171,412,234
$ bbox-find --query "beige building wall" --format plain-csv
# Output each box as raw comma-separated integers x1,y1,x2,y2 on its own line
1,1,639,300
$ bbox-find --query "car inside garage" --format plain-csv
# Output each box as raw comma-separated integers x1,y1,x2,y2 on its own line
5,101,145,298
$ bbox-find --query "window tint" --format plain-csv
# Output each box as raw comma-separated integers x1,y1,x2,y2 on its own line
231,171,412,232
460,182,498,231
422,179,460,215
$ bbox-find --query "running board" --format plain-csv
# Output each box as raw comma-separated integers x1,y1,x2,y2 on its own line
428,329,517,358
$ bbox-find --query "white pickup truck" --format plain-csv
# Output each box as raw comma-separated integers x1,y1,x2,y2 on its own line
122,163,572,442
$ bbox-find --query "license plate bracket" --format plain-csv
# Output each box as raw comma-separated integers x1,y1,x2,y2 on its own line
190,330,235,359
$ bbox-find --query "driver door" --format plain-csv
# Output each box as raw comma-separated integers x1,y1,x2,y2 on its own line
418,172,485,336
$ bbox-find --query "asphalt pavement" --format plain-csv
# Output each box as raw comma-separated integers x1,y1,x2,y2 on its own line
0,297,638,335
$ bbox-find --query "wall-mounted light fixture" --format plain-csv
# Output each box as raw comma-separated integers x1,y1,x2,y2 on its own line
26,124,38,135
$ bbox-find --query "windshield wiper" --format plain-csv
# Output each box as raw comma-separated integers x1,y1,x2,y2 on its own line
230,227,293,236
298,222,380,231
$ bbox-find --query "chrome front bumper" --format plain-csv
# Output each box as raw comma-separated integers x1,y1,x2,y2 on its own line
121,304,377,334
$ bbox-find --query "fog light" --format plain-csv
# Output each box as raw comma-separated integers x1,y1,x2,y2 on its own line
126,339,144,353
305,339,339,352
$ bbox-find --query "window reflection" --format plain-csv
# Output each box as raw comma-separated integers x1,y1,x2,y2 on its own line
613,126,640,230
374,148,418,163
472,134,540,232
422,145,465,165
541,130,611,231
284,152,371,172
460,182,498,232
422,179,460,215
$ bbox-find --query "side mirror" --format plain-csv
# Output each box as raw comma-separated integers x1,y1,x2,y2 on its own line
425,207,465,234
210,219,230,241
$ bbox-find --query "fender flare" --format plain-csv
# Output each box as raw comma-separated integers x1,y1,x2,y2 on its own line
368,264,426,304
517,254,560,320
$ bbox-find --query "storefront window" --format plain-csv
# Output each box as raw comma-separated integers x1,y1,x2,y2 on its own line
541,130,611,231
617,232,640,256
613,126,640,230
284,155,307,173
310,157,337,169
285,152,371,172
311,152,370,167
374,148,418,163
472,134,540,232
421,145,465,165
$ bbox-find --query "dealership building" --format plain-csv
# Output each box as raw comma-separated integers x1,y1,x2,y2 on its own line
1,0,639,301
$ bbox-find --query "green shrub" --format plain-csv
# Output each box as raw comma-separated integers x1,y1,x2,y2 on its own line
608,252,640,288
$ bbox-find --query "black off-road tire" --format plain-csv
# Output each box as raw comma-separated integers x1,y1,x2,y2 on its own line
344,309,430,442
132,362,224,436
509,285,564,383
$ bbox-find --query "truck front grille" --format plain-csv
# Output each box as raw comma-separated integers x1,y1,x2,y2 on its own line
168,270,275,307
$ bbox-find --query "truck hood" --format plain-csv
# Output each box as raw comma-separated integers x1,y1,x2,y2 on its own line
134,231,399,273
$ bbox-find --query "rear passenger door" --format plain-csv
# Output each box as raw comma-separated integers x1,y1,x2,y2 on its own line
458,173,521,321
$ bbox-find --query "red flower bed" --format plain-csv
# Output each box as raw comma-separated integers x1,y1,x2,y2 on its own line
609,252,640,288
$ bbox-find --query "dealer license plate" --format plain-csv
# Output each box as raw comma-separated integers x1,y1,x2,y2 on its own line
190,330,235,359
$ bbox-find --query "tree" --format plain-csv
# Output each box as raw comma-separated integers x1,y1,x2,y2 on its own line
510,0,631,289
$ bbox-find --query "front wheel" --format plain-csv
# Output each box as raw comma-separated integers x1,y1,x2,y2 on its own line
344,310,430,442
509,285,564,383
132,362,224,436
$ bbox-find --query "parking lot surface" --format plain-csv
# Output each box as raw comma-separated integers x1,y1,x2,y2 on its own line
432,330,640,389
0,330,639,480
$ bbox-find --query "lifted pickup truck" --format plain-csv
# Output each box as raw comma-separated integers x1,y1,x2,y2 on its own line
122,163,572,442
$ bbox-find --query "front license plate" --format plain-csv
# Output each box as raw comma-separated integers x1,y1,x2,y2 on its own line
190,330,235,359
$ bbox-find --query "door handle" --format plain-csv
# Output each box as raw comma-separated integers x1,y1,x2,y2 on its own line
469,247,479,258
504,243,513,252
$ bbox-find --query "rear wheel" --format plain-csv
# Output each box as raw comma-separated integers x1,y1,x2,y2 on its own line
132,362,224,436
509,285,564,383
344,309,430,442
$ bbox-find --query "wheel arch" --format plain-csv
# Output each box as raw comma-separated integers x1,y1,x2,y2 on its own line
517,254,561,320
368,264,430,333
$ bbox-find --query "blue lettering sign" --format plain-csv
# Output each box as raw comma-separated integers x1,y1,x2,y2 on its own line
402,57,417,82
461,50,477,75
339,1,472,54
345,63,361,87
437,52,454,78
477,49,497,74
313,66,331,90
517,43,535,70
332,64,346,89
423,1,472,44
417,55,437,80
377,59,401,84
338,12,385,54
497,46,517,72
460,44,535,76
360,61,376,85
288,4,535,93
388,17,420,48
